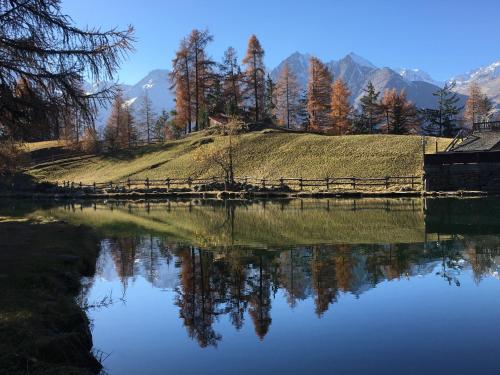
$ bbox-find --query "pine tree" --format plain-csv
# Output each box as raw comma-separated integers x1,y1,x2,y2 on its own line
264,74,276,121
242,35,265,122
330,78,352,135
358,81,382,134
307,57,332,132
275,63,300,129
464,82,493,126
220,47,242,116
296,90,310,131
424,81,462,136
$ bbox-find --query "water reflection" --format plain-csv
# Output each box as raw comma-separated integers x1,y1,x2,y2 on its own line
89,232,500,348
5,198,500,374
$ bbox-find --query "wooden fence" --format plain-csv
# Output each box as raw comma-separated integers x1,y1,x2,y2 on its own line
57,175,421,193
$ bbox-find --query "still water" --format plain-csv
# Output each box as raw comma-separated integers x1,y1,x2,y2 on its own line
9,198,500,374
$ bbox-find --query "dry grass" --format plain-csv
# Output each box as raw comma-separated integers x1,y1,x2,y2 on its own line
28,130,451,184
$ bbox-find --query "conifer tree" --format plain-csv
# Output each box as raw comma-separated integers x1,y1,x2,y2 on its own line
424,82,462,136
242,35,265,122
139,90,155,143
187,29,214,130
104,90,127,150
330,78,352,134
170,41,192,133
220,47,242,116
381,89,419,134
264,74,277,121
307,57,332,131
359,81,382,134
464,82,493,126
275,63,300,129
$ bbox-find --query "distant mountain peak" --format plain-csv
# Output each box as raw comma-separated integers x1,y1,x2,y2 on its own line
346,52,376,69
397,67,441,86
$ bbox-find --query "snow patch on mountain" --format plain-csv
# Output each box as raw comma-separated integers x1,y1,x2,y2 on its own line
397,68,441,86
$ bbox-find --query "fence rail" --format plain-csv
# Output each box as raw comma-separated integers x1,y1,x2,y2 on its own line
56,175,421,194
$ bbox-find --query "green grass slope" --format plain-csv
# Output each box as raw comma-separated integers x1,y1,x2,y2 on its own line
29,130,451,184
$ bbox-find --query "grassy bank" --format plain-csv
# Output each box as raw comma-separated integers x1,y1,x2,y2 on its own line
0,218,101,374
28,130,451,185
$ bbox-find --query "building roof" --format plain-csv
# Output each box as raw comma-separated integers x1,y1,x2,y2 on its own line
451,131,500,152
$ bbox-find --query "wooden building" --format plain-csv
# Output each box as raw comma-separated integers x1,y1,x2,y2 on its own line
424,121,500,192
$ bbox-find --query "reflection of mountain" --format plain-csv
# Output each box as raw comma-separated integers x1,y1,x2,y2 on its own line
89,232,500,348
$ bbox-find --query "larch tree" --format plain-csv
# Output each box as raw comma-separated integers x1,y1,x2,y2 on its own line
464,82,493,126
170,40,192,133
242,35,266,122
187,29,214,131
104,90,127,151
358,81,382,134
330,78,352,135
0,0,134,141
381,89,419,134
275,63,300,129
139,90,156,143
220,47,242,116
307,57,332,132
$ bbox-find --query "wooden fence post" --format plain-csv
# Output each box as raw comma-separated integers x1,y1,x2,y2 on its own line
280,177,284,189
385,176,389,189
187,177,192,189
352,177,356,190
299,178,303,191
145,177,150,190
325,177,330,190
261,178,266,189
127,178,131,191
166,178,171,191
79,181,82,189
109,181,113,190
411,176,415,190
93,182,96,193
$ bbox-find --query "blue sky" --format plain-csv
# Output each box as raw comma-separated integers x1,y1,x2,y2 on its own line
63,0,499,84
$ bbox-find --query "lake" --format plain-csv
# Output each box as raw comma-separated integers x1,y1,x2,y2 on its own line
3,197,500,375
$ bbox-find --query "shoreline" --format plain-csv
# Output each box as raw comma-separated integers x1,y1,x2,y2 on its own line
0,189,490,200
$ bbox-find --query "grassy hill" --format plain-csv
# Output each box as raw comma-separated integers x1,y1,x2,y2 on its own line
28,129,451,184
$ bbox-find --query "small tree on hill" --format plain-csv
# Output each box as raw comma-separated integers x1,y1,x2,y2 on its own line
380,89,419,134
330,78,352,135
307,57,332,132
358,81,382,134
423,81,462,136
242,35,266,122
464,82,493,126
139,91,156,143
275,63,300,129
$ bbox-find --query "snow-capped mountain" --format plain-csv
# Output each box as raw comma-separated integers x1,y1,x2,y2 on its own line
91,54,498,128
93,69,174,130
449,61,500,110
397,68,442,86
271,52,467,109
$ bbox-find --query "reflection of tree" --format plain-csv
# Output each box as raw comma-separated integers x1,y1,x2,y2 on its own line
108,236,141,289
175,247,222,347
311,247,338,317
248,255,273,340
99,229,500,350
225,250,249,330
279,249,310,308
334,245,356,292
